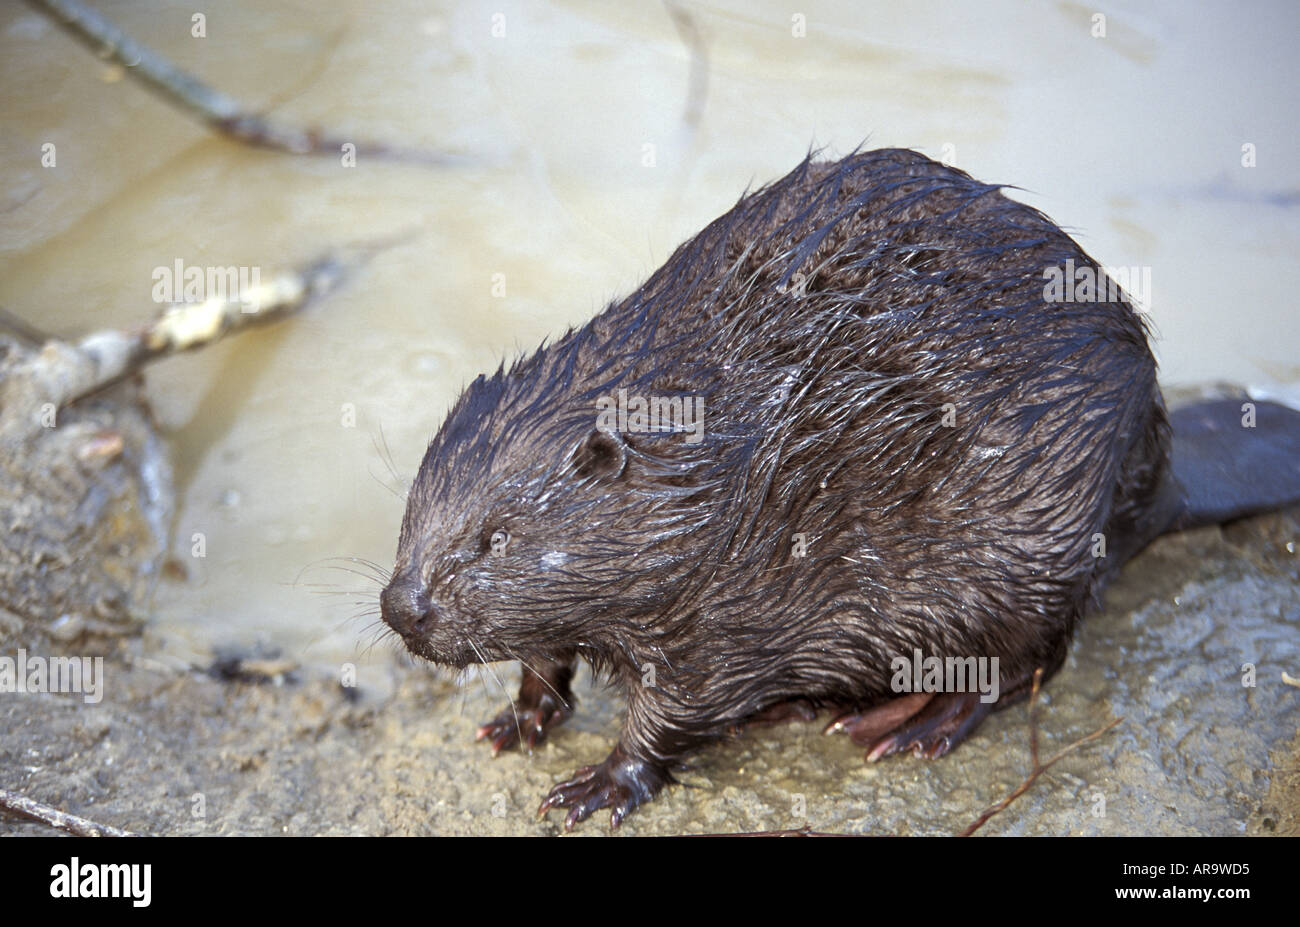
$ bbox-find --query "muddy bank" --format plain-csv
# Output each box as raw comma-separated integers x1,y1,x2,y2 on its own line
3,508,1297,836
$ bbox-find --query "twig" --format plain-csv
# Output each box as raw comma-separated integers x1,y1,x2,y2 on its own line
664,1,710,130
0,305,52,345
4,253,332,439
0,787,139,837
60,251,345,408
0,236,403,436
700,824,865,836
957,668,1123,836
28,0,464,165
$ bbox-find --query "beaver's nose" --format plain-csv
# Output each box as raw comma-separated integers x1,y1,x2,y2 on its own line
380,576,432,638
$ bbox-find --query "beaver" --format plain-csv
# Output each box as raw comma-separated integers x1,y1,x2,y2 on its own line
378,148,1300,830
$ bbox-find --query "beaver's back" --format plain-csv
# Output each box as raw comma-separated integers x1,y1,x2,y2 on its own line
588,149,1168,719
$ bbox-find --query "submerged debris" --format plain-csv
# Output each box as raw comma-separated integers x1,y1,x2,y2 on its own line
0,251,356,651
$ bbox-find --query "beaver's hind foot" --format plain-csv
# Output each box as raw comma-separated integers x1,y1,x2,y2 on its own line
826,666,1049,761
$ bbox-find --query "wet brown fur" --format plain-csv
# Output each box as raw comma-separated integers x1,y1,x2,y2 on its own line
382,148,1169,792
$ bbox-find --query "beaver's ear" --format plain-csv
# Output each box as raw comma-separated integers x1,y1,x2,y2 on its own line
572,428,628,480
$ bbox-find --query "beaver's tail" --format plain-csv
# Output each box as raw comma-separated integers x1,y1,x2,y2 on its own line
1157,397,1300,534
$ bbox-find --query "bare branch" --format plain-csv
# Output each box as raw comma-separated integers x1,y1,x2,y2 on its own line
0,787,139,837
28,0,466,165
664,1,710,130
958,669,1123,837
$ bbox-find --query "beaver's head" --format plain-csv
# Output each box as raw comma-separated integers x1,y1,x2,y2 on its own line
379,336,723,670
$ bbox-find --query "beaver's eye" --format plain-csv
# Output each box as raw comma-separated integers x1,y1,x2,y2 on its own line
488,529,511,555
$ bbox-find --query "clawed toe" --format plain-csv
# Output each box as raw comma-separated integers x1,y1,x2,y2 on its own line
476,701,568,755
538,746,671,831
475,656,575,755
826,691,994,761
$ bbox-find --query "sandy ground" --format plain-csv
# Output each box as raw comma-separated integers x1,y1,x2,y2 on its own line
3,507,1297,837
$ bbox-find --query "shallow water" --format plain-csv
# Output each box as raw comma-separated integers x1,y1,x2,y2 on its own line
2,0,1298,672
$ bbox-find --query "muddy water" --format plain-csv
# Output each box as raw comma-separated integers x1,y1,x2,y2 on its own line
2,0,1298,675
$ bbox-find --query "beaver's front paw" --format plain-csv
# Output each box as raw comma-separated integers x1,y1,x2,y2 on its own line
475,691,571,755
538,745,671,831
